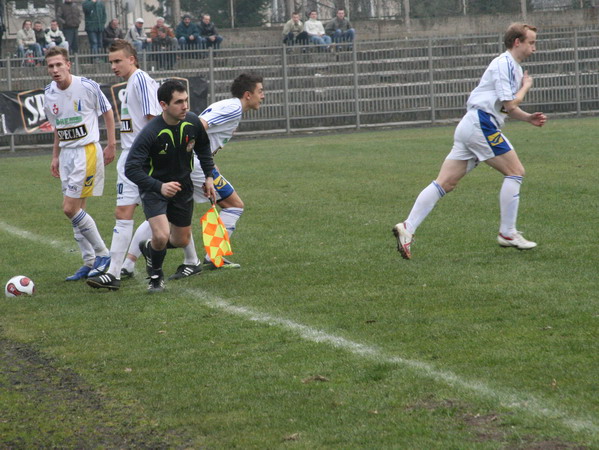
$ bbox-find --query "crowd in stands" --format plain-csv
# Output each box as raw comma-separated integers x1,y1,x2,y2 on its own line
9,3,356,67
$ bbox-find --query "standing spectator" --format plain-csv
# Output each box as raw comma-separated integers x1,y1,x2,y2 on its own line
44,47,116,280
149,17,177,50
46,20,70,51
198,14,223,50
56,0,81,54
125,17,151,53
392,23,546,259
82,0,106,54
325,8,355,50
152,27,177,69
0,0,5,59
282,11,308,47
175,14,200,50
304,10,331,50
16,19,42,60
33,20,52,54
103,18,124,51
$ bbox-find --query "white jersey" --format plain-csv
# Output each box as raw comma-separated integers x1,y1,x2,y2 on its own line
199,97,243,155
120,69,161,151
44,75,111,149
466,51,522,128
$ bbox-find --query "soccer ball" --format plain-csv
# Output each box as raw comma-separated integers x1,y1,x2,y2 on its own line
5,276,36,297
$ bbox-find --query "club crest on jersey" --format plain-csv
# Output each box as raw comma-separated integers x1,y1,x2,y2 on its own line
57,124,89,141
186,139,195,152
73,100,82,112
52,104,59,114
120,119,132,133
487,132,504,146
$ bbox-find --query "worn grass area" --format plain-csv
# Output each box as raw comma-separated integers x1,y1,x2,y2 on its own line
0,118,598,447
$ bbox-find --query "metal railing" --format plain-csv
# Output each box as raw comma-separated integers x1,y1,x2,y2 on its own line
1,27,598,151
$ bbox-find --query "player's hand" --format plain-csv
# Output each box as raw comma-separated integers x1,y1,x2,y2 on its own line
51,157,60,178
161,181,182,198
529,112,547,127
203,177,216,203
522,70,533,90
103,143,116,165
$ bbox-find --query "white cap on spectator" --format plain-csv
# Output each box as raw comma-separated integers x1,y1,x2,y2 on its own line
135,18,144,23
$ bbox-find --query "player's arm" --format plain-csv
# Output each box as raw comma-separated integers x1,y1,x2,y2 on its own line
124,131,163,194
193,125,216,202
50,129,61,178
102,109,116,165
502,70,533,114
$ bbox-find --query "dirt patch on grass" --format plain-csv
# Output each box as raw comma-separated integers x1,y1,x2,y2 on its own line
0,334,172,448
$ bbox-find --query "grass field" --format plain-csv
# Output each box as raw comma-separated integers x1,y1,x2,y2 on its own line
0,117,598,448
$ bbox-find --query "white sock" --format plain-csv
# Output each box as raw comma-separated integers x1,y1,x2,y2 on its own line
107,219,134,278
71,209,108,257
183,234,200,265
405,181,445,234
499,176,522,237
220,207,243,238
127,220,152,259
73,226,95,266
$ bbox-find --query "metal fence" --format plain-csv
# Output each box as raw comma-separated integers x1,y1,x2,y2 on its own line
1,27,598,150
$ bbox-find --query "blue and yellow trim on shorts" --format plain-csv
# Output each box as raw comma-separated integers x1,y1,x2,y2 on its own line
478,110,511,156
211,168,234,201
81,142,97,197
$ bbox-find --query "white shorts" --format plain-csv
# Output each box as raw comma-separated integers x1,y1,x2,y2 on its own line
446,109,513,167
59,142,104,198
116,149,141,206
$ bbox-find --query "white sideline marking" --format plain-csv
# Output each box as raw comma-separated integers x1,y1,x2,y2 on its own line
1,221,596,436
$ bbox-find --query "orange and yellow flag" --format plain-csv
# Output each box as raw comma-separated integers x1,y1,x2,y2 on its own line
200,204,233,268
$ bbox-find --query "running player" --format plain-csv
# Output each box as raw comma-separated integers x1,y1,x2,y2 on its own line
86,40,161,291
392,23,547,259
124,80,216,293
44,46,116,280
121,73,264,279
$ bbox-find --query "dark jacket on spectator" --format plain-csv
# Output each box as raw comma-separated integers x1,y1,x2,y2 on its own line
103,23,124,48
82,0,107,32
56,1,82,29
175,21,199,41
198,20,219,38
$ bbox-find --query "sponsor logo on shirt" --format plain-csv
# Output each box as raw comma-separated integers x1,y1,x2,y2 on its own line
56,116,83,126
121,119,133,133
57,124,89,141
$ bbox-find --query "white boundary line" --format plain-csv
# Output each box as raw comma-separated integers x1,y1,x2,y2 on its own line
1,221,597,436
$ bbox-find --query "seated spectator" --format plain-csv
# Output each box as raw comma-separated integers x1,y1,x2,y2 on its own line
149,17,177,51
16,19,42,60
46,20,70,51
103,18,125,50
282,12,308,47
33,20,52,54
125,17,151,52
198,14,223,50
152,27,177,69
325,8,355,50
175,14,200,50
304,10,331,51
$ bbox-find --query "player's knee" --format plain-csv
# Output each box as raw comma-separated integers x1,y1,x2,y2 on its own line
63,204,79,218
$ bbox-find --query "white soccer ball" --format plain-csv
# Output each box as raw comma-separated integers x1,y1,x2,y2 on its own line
5,276,36,297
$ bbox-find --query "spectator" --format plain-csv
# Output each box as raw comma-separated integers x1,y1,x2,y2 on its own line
16,19,42,60
46,19,70,51
0,0,5,59
82,0,107,54
33,20,52,54
304,10,331,51
149,17,177,51
125,17,151,52
152,27,177,69
198,14,223,50
56,0,81,54
175,14,200,50
282,12,308,47
325,8,355,50
103,18,124,50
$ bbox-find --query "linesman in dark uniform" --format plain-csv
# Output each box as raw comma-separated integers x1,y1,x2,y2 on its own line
125,80,216,293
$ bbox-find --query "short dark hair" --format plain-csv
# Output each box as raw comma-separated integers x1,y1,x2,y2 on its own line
230,73,263,99
158,80,187,104
504,23,537,49
108,39,139,68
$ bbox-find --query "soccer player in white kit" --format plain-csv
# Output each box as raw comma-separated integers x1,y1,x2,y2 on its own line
86,40,161,291
44,46,116,280
392,23,547,259
121,73,264,278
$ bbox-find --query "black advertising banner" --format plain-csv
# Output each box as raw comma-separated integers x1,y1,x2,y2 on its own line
0,76,208,135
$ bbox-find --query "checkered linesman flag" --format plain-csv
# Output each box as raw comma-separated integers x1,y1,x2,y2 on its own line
200,204,233,268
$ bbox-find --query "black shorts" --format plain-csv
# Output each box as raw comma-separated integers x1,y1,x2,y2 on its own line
140,182,194,227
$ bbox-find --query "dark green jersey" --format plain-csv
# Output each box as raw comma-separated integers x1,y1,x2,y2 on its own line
125,112,214,193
